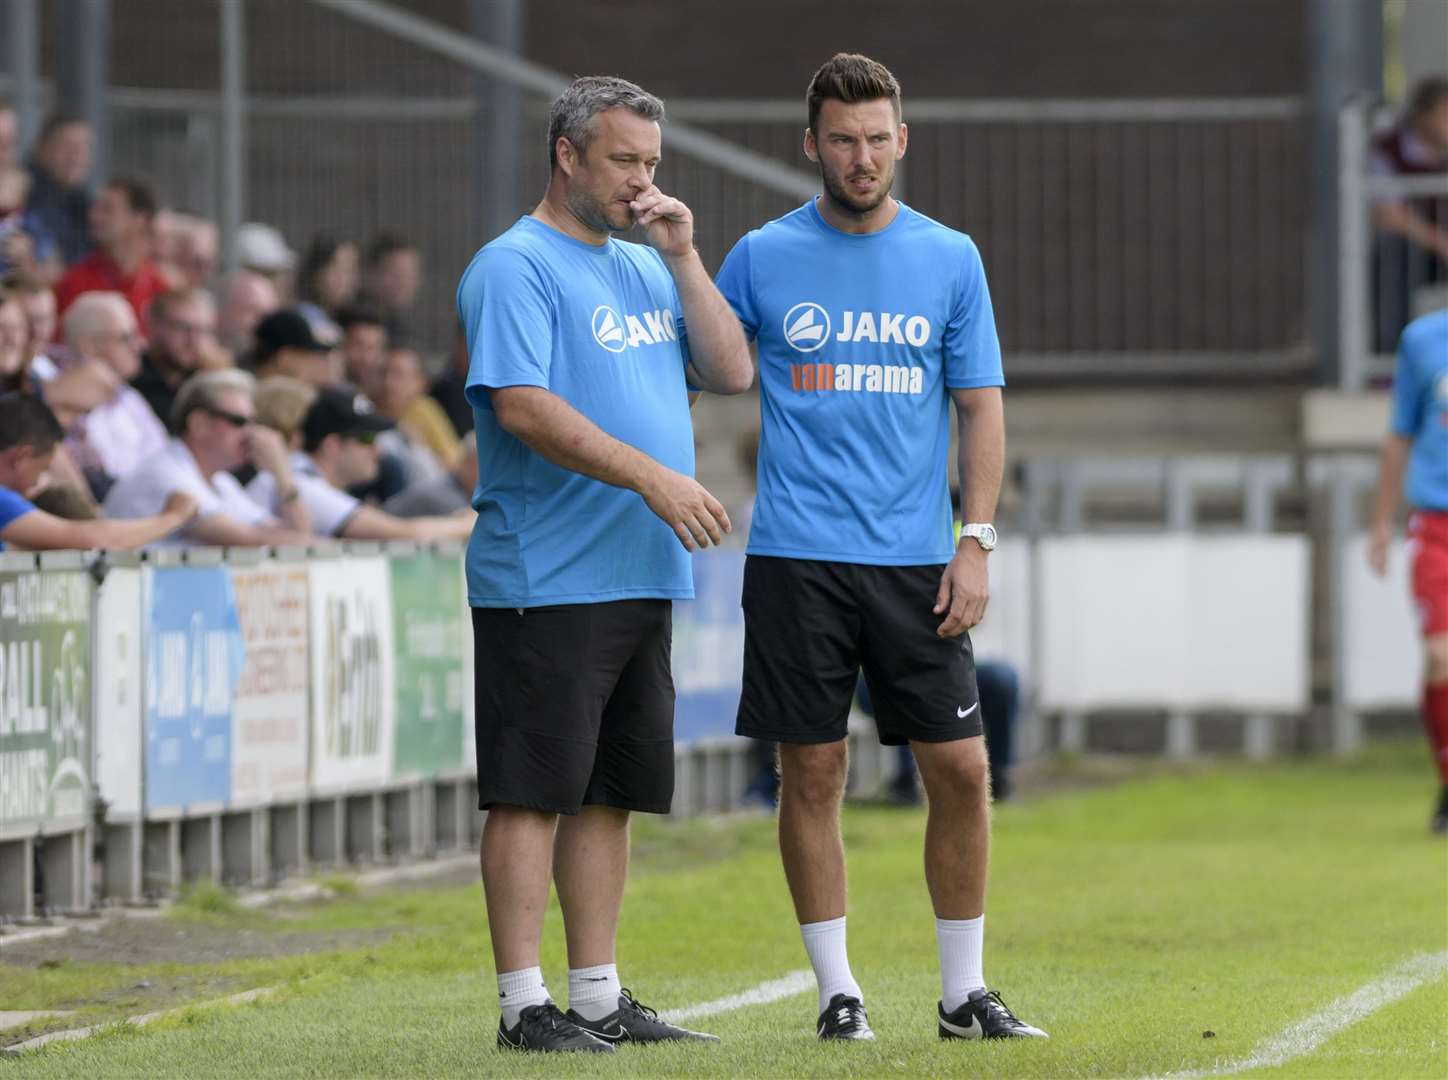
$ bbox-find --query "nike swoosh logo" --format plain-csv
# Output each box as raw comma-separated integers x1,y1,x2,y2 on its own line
589,1027,626,1042
956,703,979,719
940,1014,983,1038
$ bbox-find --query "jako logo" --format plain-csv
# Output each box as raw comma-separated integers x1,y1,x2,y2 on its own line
783,302,831,353
783,302,932,353
592,305,679,354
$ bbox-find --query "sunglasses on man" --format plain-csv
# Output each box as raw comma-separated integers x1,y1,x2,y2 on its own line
204,406,252,428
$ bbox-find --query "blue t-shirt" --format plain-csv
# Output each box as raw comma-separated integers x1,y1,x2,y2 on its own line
0,484,37,552
716,199,1003,565
1391,308,1448,511
457,216,695,607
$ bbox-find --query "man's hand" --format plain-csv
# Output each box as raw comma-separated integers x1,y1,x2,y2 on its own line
162,491,200,525
639,464,731,551
630,186,694,259
934,544,989,637
246,425,291,480
1368,521,1393,578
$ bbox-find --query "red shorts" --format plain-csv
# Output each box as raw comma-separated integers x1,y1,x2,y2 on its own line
1410,512,1448,636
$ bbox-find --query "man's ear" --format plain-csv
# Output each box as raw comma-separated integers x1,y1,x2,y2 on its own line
803,127,819,164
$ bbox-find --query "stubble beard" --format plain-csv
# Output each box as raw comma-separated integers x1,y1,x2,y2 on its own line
819,161,894,219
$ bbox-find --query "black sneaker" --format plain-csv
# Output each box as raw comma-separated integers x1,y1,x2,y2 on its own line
1432,787,1448,835
817,993,875,1040
939,989,1048,1040
497,1002,615,1052
567,988,720,1044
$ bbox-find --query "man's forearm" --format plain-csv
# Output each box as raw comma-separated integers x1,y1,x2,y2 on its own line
1372,434,1411,531
955,389,1004,527
493,386,663,496
664,249,753,394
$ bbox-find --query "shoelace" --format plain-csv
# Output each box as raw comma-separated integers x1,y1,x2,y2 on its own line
619,988,659,1020
525,1003,568,1032
833,1002,867,1032
978,991,1026,1028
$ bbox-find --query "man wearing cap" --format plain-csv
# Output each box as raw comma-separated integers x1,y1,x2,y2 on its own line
247,380,473,542
104,368,312,547
236,221,297,295
251,307,343,388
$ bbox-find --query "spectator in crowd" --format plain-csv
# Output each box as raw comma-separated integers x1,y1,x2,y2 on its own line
298,234,359,318
251,307,342,388
360,232,420,345
103,368,311,546
54,177,167,337
236,221,296,298
218,268,280,357
248,380,473,541
24,113,94,265
5,272,59,378
429,323,474,438
1372,76,1448,351
169,213,220,291
0,160,59,281
132,287,220,423
375,345,461,473
0,393,197,551
58,291,168,497
384,439,478,518
0,287,28,394
337,304,387,390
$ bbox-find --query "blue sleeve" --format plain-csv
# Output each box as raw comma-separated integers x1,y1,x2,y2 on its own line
0,486,37,534
944,240,1005,389
715,233,760,341
1390,332,1424,438
457,246,556,411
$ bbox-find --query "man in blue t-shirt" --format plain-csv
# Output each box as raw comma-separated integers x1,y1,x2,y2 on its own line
456,76,752,1053
1370,307,1448,833
715,54,1046,1044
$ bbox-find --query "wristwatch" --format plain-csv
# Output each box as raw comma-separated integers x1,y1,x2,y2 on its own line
960,523,997,552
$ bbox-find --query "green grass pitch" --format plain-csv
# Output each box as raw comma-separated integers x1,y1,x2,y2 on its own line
4,740,1446,1078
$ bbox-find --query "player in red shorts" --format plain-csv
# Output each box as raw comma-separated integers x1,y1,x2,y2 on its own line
1370,307,1448,834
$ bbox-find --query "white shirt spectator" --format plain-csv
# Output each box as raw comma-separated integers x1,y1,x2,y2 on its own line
103,436,276,546
246,451,360,538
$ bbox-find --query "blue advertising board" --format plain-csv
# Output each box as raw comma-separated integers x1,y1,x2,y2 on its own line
672,549,746,744
144,566,245,811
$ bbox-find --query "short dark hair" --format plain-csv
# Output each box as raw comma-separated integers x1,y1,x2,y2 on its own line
366,232,415,268
1409,76,1448,118
335,303,385,333
104,176,158,219
36,111,89,146
0,393,64,455
806,53,902,134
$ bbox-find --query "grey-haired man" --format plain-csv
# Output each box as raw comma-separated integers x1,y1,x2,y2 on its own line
457,75,752,1053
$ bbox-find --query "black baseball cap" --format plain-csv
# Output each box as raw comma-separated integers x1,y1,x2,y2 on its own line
253,307,340,362
302,388,394,448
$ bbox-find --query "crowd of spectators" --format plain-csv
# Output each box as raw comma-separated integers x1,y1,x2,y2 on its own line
0,100,475,554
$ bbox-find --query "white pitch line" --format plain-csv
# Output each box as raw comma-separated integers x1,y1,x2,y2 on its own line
1154,950,1448,1079
663,969,815,1023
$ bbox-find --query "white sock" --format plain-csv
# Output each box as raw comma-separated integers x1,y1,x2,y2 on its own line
800,916,863,1013
937,914,986,1012
567,962,621,1021
497,966,550,1028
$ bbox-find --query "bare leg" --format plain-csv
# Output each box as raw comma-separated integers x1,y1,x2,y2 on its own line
480,806,558,973
777,740,850,923
553,806,631,968
912,736,992,918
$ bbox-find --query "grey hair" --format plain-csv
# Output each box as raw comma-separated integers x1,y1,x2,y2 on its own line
62,290,133,347
171,367,255,435
547,75,664,170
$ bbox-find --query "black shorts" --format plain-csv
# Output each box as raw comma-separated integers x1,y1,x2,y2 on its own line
471,600,675,815
736,556,983,746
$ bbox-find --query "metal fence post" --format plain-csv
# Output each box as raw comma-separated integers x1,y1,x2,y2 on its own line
1338,100,1370,391
220,0,246,274
3,0,41,148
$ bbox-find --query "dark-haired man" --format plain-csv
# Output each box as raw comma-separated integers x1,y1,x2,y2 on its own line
25,113,94,265
458,73,752,1053
0,392,195,550
132,287,219,423
715,53,1046,1043
54,176,167,335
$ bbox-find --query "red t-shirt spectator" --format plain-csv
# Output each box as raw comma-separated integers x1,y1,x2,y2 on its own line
54,249,167,339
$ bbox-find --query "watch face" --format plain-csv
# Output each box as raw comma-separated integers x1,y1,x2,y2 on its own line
981,525,997,549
